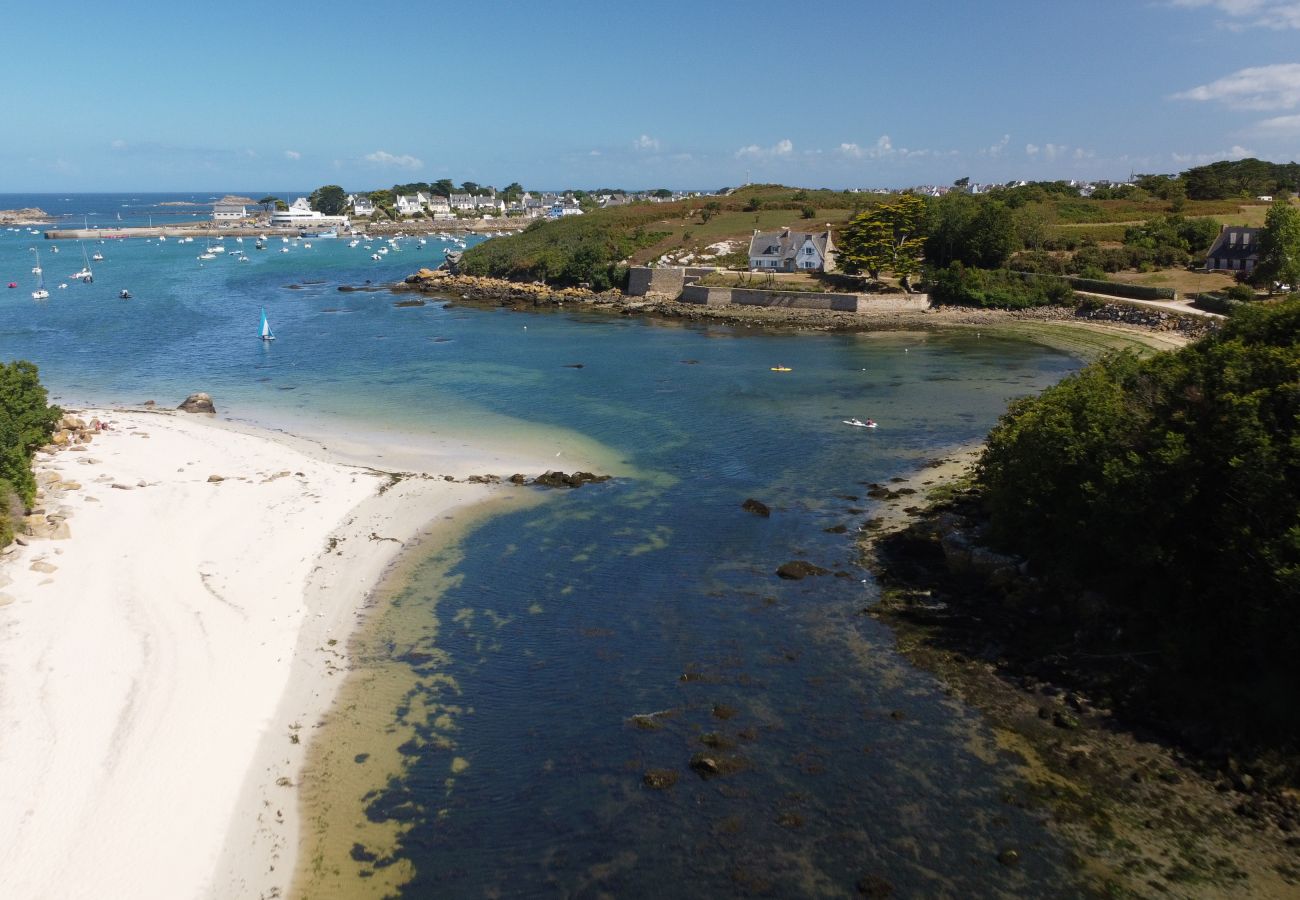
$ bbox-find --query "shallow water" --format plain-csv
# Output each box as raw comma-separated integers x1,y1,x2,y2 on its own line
0,220,1087,896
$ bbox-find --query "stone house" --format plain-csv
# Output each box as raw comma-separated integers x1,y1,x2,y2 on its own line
1205,226,1261,274
747,228,836,273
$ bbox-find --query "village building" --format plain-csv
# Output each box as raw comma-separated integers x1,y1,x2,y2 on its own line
212,203,246,222
268,196,349,229
747,227,836,273
395,194,424,216
1205,225,1261,274
351,196,375,217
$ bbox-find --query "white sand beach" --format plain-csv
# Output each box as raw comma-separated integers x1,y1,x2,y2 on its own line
0,408,559,899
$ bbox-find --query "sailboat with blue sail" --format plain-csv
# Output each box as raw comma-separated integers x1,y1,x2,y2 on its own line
259,307,275,341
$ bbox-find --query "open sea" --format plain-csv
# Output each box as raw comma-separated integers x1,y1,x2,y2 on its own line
0,195,1088,897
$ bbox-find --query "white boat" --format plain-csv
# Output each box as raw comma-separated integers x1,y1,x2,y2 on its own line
208,243,225,254
198,252,216,260
235,237,243,243
280,247,289,253
29,248,49,300
843,418,878,429
348,240,359,248
255,238,267,250
303,242,312,249
70,242,94,282
57,283,67,290
370,253,381,260
91,249,104,261
183,236,194,243
259,307,275,341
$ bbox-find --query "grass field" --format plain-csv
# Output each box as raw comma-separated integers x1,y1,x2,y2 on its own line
1107,267,1239,296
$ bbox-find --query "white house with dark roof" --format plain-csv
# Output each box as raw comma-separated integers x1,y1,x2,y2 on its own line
427,195,452,219
449,193,476,211
352,196,376,217
748,228,836,273
1205,225,1261,274
395,194,424,216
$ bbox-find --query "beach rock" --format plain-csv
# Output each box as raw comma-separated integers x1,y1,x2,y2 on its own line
508,474,527,485
741,498,771,518
532,471,611,489
207,475,225,483
178,392,216,414
0,593,14,607
776,560,830,580
30,561,57,574
997,849,1020,867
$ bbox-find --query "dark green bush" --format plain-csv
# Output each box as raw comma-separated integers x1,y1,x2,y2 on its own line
929,264,1074,309
977,297,1300,738
0,361,61,546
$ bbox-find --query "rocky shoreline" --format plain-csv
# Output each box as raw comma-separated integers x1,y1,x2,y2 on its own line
858,462,1300,898
398,269,1219,343
0,208,52,226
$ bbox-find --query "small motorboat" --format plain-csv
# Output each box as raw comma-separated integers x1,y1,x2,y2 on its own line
843,418,878,428
770,366,792,372
119,289,132,299
6,282,15,289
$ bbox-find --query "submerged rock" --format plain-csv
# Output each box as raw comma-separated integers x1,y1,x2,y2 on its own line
642,769,679,790
741,498,771,517
776,560,830,580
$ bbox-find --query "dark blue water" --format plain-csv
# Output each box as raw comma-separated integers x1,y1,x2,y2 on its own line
0,216,1089,897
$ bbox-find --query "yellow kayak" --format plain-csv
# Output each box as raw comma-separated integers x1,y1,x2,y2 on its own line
771,366,792,372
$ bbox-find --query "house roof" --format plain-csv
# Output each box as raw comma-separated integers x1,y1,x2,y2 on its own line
747,228,835,263
1206,226,1261,262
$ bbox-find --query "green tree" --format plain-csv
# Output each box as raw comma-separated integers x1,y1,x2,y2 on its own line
501,182,524,203
1254,198,1300,292
652,188,673,199
460,181,481,196
308,185,347,216
838,194,927,281
0,360,61,536
257,195,279,212
432,179,454,197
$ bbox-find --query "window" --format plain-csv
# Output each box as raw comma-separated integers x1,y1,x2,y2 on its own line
1242,232,1250,245
804,247,814,255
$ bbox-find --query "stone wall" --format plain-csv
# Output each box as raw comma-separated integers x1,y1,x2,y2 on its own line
679,284,930,313
627,267,682,297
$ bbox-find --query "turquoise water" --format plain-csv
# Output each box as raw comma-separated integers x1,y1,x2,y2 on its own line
0,226,1088,896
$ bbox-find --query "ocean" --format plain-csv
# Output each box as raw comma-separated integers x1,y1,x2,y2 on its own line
0,197,1087,897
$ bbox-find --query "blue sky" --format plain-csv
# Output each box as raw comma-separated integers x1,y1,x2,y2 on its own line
4,0,1300,192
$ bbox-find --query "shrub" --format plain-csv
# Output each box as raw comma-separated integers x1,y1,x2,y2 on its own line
801,206,816,219
977,297,1300,738
929,264,1074,309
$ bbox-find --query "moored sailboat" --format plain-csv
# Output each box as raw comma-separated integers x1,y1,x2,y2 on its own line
259,307,275,341
29,248,49,300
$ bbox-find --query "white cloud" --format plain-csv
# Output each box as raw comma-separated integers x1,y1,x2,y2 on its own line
633,134,660,152
1025,143,1040,157
736,138,794,159
1175,63,1300,110
1169,0,1300,30
838,142,864,158
364,149,424,170
835,135,934,160
110,139,127,150
986,134,1010,157
284,149,301,160
589,149,602,156
1256,112,1300,132
1172,145,1255,165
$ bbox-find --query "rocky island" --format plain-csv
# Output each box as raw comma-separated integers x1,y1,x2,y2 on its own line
0,208,52,225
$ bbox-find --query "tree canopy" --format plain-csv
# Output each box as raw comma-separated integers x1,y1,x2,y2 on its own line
976,297,1300,737
308,185,347,216
1254,198,1300,292
838,194,927,281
